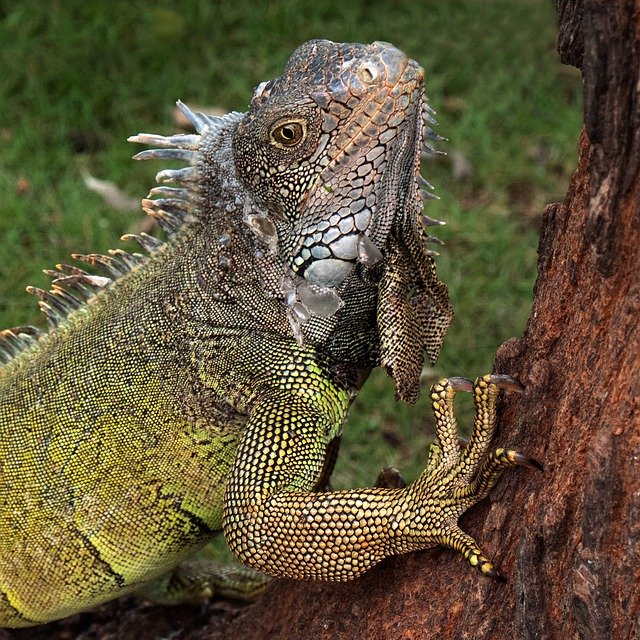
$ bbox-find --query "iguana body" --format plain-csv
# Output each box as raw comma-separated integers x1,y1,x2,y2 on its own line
0,40,536,627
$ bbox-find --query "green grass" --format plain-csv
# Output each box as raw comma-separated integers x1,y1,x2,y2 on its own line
0,0,582,489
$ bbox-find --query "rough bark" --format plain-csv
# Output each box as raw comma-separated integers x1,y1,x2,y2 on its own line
2,1,637,639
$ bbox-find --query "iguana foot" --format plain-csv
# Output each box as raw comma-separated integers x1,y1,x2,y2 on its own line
138,560,270,605
396,374,540,579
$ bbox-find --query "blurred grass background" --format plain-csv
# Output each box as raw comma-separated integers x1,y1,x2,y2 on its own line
0,0,581,488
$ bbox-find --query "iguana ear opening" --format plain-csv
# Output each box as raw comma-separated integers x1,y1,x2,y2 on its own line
377,224,452,403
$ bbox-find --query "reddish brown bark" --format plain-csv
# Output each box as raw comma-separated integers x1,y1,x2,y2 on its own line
2,1,637,639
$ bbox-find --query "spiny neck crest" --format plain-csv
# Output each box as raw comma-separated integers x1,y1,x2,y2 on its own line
0,71,449,368
0,103,240,366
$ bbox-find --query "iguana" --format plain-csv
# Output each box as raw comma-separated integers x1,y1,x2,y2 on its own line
0,39,538,628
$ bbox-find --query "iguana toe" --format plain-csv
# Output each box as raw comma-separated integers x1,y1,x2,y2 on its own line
393,374,540,577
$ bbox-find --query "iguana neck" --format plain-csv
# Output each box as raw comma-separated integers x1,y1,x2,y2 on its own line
169,115,380,379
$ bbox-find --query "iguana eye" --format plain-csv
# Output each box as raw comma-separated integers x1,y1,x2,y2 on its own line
270,120,307,148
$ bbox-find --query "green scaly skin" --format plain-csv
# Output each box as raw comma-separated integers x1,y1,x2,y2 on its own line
0,40,538,628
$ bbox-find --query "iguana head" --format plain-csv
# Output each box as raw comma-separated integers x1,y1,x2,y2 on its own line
128,40,452,401
233,39,429,290
231,40,452,399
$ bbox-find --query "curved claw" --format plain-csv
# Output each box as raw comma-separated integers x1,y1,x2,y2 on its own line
487,374,525,393
494,448,543,472
451,374,525,395
446,376,474,393
470,553,499,578
512,451,544,472
484,567,506,582
442,527,506,580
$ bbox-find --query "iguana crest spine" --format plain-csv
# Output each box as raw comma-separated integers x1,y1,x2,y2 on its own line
0,105,228,364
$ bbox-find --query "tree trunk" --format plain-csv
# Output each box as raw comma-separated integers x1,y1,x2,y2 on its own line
198,1,640,638
2,2,637,639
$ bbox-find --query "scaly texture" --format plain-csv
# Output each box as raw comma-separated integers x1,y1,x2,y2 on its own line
0,40,533,628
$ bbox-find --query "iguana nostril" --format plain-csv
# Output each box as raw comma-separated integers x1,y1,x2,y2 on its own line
358,64,379,84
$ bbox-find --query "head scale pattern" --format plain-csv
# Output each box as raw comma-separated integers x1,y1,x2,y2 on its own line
232,39,429,290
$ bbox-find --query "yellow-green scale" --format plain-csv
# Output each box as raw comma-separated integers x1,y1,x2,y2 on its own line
0,255,234,622
0,224,349,624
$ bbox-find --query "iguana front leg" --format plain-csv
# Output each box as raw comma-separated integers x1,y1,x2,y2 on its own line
223,374,539,581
